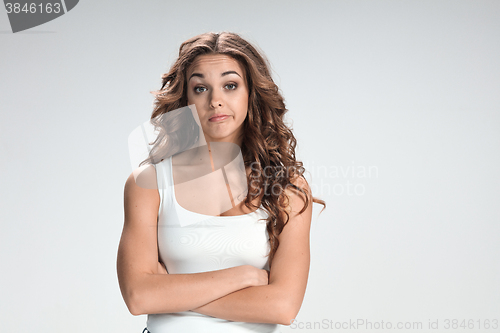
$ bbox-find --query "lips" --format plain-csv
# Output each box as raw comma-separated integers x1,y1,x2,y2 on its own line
209,114,230,122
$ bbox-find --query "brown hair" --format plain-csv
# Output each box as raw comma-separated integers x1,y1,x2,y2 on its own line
142,31,326,269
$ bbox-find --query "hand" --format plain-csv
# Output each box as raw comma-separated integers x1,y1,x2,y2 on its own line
243,265,269,287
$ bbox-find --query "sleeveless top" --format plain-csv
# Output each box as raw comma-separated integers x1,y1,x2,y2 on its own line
147,155,281,333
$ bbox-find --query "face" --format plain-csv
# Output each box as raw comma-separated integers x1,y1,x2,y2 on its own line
186,54,249,147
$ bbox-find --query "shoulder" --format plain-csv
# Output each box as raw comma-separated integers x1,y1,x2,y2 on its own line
125,164,157,190
124,164,160,209
278,174,313,230
287,174,311,196
284,175,312,210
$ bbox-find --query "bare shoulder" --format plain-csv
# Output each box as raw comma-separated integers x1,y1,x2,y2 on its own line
121,164,161,230
282,174,313,217
125,163,158,193
287,174,311,197
121,164,160,234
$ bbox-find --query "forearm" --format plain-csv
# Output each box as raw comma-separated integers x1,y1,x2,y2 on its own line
129,266,251,315
190,283,290,325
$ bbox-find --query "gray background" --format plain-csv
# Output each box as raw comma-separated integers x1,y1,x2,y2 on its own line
1,1,499,332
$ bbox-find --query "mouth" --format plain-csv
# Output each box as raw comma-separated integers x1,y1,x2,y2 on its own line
209,114,230,122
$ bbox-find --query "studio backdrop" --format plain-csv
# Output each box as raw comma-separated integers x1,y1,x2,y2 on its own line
1,1,499,332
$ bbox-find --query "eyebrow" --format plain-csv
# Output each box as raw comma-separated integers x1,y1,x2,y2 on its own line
188,70,242,81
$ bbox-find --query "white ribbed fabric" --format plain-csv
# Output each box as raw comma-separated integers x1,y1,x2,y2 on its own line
147,156,281,333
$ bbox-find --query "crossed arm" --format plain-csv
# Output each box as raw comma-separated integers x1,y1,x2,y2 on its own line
117,165,313,326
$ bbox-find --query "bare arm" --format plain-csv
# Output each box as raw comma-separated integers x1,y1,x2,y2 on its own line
116,166,268,316
187,176,313,326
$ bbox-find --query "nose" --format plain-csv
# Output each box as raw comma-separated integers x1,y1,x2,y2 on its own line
209,90,223,109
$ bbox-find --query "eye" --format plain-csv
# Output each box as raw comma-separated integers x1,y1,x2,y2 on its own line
194,86,207,94
225,83,237,90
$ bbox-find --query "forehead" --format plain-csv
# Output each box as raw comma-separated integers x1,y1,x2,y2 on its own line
187,54,245,76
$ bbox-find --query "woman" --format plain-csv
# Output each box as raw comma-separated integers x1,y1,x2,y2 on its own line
117,31,326,333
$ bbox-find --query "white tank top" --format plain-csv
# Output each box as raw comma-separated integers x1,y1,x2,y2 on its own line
147,155,281,333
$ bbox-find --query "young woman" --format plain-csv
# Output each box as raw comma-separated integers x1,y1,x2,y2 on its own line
117,31,326,333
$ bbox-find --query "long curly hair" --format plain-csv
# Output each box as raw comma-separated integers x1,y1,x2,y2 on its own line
142,31,326,269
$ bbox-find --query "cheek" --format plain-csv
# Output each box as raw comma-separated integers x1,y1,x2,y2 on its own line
186,90,195,103
239,99,249,121
226,92,247,113
186,88,203,103
237,91,249,110
243,96,249,115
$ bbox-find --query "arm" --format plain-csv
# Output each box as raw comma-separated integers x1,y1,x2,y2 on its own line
116,165,268,316
189,176,313,326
